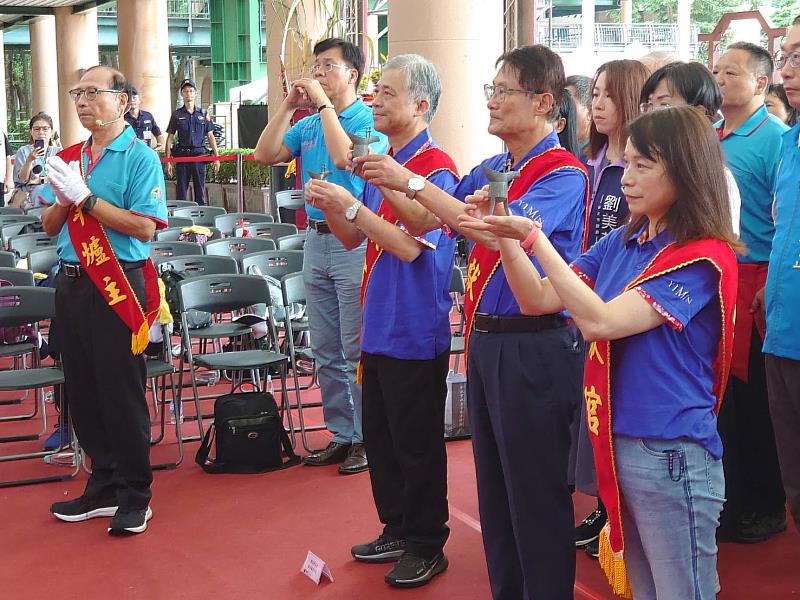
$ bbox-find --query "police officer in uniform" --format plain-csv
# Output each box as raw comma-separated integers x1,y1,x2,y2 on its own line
165,79,219,204
124,87,165,151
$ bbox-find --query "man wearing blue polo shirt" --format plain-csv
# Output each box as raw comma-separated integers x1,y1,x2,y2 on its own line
765,16,800,533
713,42,789,543
39,66,167,536
254,38,387,475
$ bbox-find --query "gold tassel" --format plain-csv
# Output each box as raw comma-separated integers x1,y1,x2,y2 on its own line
355,360,363,385
598,524,633,599
131,320,150,355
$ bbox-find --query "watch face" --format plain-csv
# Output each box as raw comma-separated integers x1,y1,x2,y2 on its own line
409,176,425,191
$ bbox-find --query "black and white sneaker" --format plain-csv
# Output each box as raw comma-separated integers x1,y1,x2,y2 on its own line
51,495,118,522
108,506,153,536
385,553,448,588
575,508,606,547
351,534,406,563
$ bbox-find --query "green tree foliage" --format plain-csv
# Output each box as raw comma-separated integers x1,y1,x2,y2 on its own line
630,0,743,32
771,0,800,27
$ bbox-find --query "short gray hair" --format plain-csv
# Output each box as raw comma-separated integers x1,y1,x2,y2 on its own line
382,54,441,123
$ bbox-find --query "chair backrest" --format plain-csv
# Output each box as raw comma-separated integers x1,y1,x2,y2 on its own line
166,200,199,212
0,251,16,268
167,216,194,228
27,247,59,276
215,212,274,236
449,265,465,294
149,241,204,261
203,237,276,263
241,250,304,281
171,206,227,226
0,286,55,327
0,207,24,216
8,233,54,257
234,222,298,240
24,206,45,219
0,267,36,287
275,189,304,223
155,226,222,242
154,254,238,277
281,271,307,307
178,274,272,314
276,233,306,251
0,217,40,242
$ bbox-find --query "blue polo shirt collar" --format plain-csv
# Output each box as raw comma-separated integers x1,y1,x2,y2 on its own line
715,104,770,139
339,98,368,121
84,124,136,154
509,130,560,170
624,222,674,249
391,128,432,163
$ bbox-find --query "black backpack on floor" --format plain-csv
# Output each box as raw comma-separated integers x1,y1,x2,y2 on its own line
195,392,299,474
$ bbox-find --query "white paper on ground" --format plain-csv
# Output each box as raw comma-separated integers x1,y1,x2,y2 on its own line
300,550,334,584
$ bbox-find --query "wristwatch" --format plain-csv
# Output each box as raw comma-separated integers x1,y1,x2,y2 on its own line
406,175,426,199
82,194,98,212
345,200,362,223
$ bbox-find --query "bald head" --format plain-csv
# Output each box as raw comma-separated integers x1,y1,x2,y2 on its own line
81,65,128,93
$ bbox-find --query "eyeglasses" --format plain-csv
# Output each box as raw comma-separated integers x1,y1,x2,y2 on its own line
483,84,541,103
31,126,51,132
774,50,800,70
309,62,352,75
639,101,672,114
68,87,124,102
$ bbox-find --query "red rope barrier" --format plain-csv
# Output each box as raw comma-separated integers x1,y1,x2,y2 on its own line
159,154,258,164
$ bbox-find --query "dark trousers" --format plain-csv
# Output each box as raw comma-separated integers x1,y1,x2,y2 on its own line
176,160,207,205
467,325,584,600
718,323,785,526
765,354,800,528
55,269,152,510
362,350,450,559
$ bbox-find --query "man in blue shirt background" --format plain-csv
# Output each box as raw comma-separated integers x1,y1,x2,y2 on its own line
764,16,800,535
713,42,789,543
254,38,387,475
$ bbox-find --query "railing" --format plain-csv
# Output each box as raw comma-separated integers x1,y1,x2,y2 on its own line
537,23,698,52
98,0,210,19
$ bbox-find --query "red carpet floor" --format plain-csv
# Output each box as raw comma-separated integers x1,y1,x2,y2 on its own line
1,374,798,599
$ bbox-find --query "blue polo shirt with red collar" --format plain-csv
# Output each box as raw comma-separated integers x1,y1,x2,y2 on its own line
452,131,587,316
39,124,167,263
716,105,788,263
360,129,458,360
572,225,724,457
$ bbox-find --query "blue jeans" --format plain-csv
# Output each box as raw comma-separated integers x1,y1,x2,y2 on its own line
614,435,725,600
303,228,364,444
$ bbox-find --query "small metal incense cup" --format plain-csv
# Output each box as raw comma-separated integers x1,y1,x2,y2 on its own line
481,163,520,216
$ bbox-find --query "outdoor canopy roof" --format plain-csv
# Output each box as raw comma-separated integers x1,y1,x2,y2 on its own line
0,0,110,28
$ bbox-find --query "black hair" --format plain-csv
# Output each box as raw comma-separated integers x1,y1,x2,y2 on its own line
313,37,364,91
727,41,773,80
495,45,565,120
767,83,800,126
554,88,580,158
566,74,592,109
640,62,722,121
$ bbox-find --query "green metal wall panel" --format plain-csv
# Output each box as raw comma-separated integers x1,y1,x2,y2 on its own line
210,0,267,103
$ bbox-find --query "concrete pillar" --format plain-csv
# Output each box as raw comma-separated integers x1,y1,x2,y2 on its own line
519,0,534,46
581,0,595,52
619,0,633,24
29,16,60,134
0,29,7,133
117,0,171,137
54,7,98,146
676,0,691,62
388,0,503,173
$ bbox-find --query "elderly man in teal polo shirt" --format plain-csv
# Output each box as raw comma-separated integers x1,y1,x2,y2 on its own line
254,38,386,475
764,16,800,533
40,65,167,536
713,42,790,543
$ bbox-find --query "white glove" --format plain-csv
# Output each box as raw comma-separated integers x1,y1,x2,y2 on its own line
46,157,91,207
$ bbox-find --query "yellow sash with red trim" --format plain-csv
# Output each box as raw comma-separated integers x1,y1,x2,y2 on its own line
463,147,590,342
582,239,737,598
360,146,459,306
58,143,161,355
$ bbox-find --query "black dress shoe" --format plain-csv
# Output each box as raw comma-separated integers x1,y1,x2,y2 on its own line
732,512,787,544
303,441,351,466
338,443,368,474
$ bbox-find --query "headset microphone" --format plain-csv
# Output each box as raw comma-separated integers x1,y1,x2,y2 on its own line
95,115,123,127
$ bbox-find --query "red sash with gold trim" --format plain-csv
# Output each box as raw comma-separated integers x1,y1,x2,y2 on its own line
583,239,737,598
360,146,459,305
463,147,589,341
58,143,160,355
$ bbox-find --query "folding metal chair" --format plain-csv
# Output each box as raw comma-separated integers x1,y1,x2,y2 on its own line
203,237,276,268
0,207,24,216
8,233,54,259
145,322,183,470
178,274,297,441
0,269,38,410
0,251,16,268
0,286,79,487
24,206,45,219
449,265,466,372
234,222,298,241
167,216,194,228
0,217,41,245
171,206,227,227
149,240,204,261
276,233,306,250
275,189,304,223
215,212,274,236
27,247,59,278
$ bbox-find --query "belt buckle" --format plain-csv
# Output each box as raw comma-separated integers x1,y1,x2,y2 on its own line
63,263,81,277
473,313,490,333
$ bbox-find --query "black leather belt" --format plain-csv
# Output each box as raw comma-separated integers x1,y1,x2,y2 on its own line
60,260,146,278
473,313,567,334
308,220,331,234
